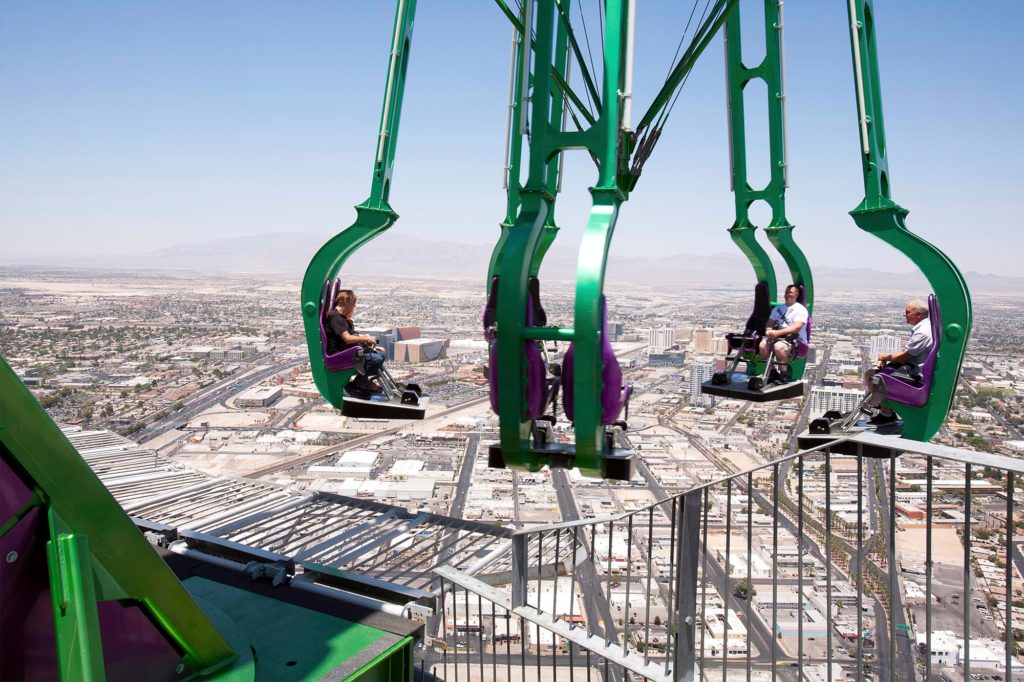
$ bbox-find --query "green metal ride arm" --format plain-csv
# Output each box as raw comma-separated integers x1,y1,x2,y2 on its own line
845,0,971,442
300,0,417,410
723,0,814,380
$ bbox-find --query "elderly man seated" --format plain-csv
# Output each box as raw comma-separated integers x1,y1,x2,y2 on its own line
863,298,933,425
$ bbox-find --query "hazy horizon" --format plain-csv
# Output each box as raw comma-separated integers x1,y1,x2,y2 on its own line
2,3,1023,278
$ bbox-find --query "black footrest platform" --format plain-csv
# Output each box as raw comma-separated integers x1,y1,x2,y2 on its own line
701,376,804,402
488,443,635,481
341,395,426,420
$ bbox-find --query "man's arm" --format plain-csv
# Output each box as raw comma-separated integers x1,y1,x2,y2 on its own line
331,316,377,348
766,321,804,340
878,349,914,366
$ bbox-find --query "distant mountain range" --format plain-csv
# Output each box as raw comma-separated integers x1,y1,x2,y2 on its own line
5,231,1022,294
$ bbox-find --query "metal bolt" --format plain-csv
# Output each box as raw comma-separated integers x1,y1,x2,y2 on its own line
176,664,185,674
6,551,18,563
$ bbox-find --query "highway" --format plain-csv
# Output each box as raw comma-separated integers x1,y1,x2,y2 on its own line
137,356,305,443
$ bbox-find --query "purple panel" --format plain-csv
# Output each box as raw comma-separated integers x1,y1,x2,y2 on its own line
98,601,186,682
1,455,35,522
0,504,58,681
485,277,550,420
563,299,630,425
0,472,185,681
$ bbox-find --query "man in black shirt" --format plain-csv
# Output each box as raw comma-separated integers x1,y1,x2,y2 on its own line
326,289,386,395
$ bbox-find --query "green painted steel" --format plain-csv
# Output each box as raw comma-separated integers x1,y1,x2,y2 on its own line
0,356,238,678
46,519,106,682
184,577,411,682
489,0,739,477
723,1,814,381
846,0,971,442
301,0,417,410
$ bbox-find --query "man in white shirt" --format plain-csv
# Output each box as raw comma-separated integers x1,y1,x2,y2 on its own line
864,298,933,425
757,284,809,384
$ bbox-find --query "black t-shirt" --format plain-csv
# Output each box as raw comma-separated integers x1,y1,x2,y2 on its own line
326,311,356,354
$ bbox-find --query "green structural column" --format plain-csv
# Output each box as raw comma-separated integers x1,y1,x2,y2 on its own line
723,0,813,380
301,0,417,410
846,0,971,441
570,0,627,476
492,0,558,473
723,6,777,300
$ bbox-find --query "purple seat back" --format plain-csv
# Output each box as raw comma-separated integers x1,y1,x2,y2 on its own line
562,298,631,424
484,277,548,420
319,278,362,372
878,294,941,407
726,282,771,352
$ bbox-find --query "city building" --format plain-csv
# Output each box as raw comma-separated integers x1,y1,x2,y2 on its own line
693,328,715,353
869,334,902,361
236,386,282,407
649,350,686,367
648,327,676,352
689,359,715,407
808,386,862,417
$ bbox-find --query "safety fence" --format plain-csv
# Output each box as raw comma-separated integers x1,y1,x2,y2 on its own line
427,433,1024,681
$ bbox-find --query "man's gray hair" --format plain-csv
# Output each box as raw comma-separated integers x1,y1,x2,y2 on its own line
907,299,928,316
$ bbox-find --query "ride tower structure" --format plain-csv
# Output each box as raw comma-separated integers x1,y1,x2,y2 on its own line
486,0,738,479
300,0,423,419
702,0,815,403
841,0,971,442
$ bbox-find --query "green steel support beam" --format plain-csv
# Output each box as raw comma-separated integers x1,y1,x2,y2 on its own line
47,518,106,682
846,0,971,441
491,0,559,474
0,357,238,677
489,0,634,478
570,0,627,476
301,0,417,410
723,6,777,301
724,1,813,380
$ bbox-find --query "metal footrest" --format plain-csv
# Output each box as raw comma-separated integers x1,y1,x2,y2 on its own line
488,442,635,481
700,375,804,402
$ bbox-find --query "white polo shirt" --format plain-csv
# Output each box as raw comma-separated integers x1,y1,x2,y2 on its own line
905,318,933,367
768,302,809,345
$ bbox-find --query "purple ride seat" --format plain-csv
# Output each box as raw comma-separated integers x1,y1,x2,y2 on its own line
319,278,363,373
483,277,553,420
562,298,632,425
876,294,940,408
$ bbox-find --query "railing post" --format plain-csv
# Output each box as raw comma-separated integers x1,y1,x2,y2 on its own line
673,490,702,681
511,533,528,608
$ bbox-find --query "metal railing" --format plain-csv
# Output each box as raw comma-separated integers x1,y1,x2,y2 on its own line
431,432,1024,681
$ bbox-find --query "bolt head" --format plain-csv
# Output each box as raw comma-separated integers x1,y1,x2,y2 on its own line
5,551,17,563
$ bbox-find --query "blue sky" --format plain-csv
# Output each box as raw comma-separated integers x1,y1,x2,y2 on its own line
1,1,1021,277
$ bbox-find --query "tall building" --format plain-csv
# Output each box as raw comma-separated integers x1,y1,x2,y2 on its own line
694,329,715,353
689,359,716,407
808,386,862,417
648,327,676,352
869,334,901,361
